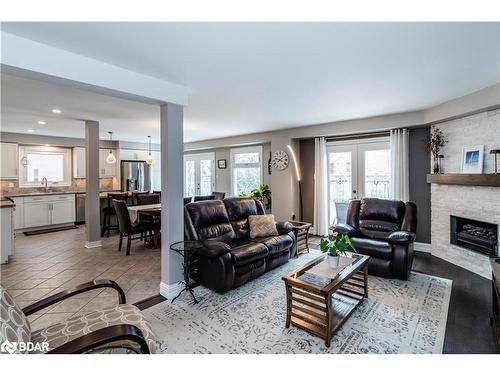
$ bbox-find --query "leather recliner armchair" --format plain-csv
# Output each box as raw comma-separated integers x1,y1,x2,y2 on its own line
184,197,296,293
332,198,417,280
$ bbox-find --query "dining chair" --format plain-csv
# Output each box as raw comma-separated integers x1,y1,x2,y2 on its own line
102,192,128,237
113,199,159,256
136,193,160,205
131,191,151,206
194,195,215,202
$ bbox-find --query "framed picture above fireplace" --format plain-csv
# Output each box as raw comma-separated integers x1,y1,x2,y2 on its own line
461,145,484,174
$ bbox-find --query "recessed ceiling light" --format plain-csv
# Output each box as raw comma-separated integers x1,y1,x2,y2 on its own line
27,129,35,133
38,121,47,125
51,109,61,114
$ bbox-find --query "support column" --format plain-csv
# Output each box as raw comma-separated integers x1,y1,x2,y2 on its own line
84,120,102,248
159,103,184,298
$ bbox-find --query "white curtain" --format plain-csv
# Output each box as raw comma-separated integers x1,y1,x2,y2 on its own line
390,128,410,202
313,137,329,236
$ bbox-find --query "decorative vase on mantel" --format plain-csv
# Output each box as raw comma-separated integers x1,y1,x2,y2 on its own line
433,154,444,174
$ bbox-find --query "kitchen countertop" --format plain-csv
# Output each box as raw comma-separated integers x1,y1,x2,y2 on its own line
4,190,127,199
0,199,15,208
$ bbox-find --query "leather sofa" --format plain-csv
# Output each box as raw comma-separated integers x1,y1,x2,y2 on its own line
184,197,296,293
332,198,417,280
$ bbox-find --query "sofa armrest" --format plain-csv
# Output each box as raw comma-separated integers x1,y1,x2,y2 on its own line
388,231,416,245
276,221,293,235
198,240,232,259
332,223,358,237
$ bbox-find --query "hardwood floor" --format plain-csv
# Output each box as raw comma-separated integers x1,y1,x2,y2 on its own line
413,252,498,354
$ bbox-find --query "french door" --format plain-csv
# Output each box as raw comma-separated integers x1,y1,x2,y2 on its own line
327,139,391,225
184,153,215,197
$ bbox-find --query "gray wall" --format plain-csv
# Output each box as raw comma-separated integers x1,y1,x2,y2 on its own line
298,128,431,243
409,126,431,243
299,139,315,223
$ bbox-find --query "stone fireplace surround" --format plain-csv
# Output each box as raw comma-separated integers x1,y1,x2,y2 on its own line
430,109,500,279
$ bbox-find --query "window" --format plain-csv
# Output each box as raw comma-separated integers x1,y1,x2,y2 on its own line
183,153,215,197
19,146,72,187
230,146,263,196
326,139,390,225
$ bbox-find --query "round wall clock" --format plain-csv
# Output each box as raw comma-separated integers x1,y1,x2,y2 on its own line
271,150,289,170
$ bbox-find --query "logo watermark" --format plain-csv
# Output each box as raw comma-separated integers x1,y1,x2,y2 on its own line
1,340,49,354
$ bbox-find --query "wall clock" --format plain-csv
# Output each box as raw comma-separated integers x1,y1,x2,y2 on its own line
271,150,289,170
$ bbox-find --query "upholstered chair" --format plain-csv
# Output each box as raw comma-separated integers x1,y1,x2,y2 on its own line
0,280,156,354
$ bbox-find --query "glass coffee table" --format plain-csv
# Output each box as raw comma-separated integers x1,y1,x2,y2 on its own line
282,253,370,347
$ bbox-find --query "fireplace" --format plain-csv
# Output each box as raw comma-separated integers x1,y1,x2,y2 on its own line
450,215,498,256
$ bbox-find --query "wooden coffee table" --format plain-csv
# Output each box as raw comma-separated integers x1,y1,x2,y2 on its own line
282,253,369,347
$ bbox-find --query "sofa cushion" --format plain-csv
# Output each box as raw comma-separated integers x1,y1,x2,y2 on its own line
185,200,236,242
230,241,269,267
252,235,293,257
350,237,393,260
358,198,404,240
224,198,265,239
249,214,278,239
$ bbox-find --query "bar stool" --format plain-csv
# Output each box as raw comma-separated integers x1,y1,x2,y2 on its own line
101,192,128,237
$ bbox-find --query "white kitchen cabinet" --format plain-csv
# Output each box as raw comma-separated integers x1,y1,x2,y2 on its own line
1,206,14,264
51,199,76,225
23,201,51,228
0,142,18,179
11,198,24,230
99,149,117,177
17,194,76,230
73,147,86,178
119,149,149,161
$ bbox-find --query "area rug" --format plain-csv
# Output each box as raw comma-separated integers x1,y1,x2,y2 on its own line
144,251,452,354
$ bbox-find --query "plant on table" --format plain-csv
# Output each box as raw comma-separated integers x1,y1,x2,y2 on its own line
319,232,355,266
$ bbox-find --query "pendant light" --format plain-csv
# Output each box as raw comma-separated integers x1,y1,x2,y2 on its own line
146,135,153,165
106,131,117,164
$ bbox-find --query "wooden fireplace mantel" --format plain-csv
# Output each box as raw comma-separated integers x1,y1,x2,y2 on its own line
426,173,500,187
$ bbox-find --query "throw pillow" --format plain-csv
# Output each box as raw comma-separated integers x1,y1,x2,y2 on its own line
249,214,278,238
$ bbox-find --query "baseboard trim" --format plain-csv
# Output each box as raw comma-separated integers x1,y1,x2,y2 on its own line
85,240,102,248
414,241,431,253
159,281,184,300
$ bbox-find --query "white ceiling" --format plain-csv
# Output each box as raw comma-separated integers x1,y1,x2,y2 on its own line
1,22,499,143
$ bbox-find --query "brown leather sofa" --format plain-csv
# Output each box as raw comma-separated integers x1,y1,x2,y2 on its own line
332,198,417,280
184,197,295,293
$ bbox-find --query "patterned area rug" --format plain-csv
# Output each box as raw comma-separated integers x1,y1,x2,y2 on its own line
144,251,452,354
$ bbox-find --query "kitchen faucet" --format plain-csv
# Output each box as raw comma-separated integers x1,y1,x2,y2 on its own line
41,177,49,192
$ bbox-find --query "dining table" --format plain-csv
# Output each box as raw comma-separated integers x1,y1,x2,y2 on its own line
128,203,161,222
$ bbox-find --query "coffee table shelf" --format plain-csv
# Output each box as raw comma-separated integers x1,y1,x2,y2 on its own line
282,253,370,347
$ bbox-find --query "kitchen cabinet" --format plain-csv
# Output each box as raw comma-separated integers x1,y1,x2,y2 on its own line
119,149,149,161
99,149,117,177
16,194,76,230
51,198,76,225
73,147,86,178
1,205,14,264
11,198,24,230
23,200,51,228
0,142,18,179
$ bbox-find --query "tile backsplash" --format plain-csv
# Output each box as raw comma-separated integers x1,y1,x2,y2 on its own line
0,178,115,197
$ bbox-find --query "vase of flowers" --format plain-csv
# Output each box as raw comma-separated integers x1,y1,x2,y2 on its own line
425,127,447,174
319,232,356,268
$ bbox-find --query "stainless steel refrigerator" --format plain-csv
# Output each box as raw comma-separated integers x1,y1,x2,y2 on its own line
121,160,152,192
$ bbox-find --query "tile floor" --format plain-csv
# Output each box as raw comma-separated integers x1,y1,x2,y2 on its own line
0,226,160,331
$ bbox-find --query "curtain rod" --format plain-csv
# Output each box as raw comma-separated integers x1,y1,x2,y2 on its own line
324,131,390,142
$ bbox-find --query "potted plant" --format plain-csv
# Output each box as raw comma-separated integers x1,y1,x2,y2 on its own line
425,127,447,174
239,184,272,210
319,232,356,267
